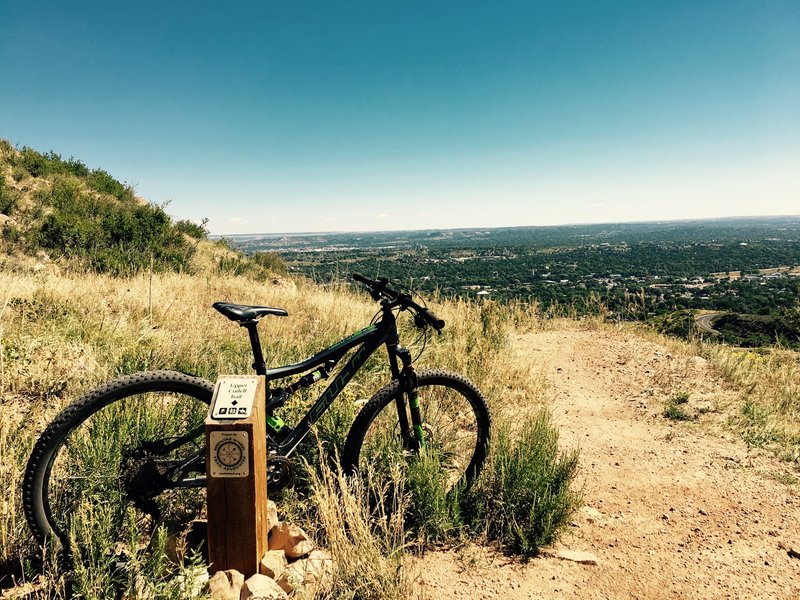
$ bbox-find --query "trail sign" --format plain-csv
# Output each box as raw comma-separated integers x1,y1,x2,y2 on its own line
205,375,269,577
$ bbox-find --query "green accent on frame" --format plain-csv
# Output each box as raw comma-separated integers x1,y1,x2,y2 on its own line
327,324,378,352
266,414,285,431
414,424,426,448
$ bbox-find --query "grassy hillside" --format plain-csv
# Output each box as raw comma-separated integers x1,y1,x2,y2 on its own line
0,267,797,597
0,139,285,280
0,269,582,597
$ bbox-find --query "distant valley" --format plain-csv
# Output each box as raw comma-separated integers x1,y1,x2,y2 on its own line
225,216,800,348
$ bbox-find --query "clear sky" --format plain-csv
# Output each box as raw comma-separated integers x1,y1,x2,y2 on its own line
1,1,798,235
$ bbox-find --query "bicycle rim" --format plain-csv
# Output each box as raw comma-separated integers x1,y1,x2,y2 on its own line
349,370,489,489
35,380,210,555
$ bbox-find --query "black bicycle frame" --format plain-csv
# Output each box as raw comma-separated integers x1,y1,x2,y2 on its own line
168,306,411,488
252,306,407,457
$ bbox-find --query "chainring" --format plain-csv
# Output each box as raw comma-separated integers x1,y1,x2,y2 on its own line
266,455,294,492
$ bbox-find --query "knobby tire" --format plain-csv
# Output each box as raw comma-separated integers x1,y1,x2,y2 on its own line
23,370,213,551
342,369,491,489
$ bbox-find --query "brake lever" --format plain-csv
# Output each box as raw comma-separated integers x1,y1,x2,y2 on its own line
413,312,442,335
370,277,391,301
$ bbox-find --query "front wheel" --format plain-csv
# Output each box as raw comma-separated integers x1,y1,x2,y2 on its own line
23,370,213,554
342,369,490,489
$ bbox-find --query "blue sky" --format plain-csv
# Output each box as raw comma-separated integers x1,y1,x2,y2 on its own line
1,1,798,234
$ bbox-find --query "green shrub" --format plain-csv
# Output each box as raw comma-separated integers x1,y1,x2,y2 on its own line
651,310,696,340
671,390,690,405
462,410,580,557
215,237,233,251
663,405,692,421
738,399,778,448
86,168,134,201
49,176,82,210
175,219,208,239
406,447,460,543
65,157,89,178
251,251,288,275
7,142,132,201
663,390,693,421
18,147,49,178
11,166,27,182
1,224,21,245
34,186,193,274
3,140,138,262
346,408,580,557
0,177,19,214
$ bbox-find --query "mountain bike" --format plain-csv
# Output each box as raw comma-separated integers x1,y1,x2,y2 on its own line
23,273,491,552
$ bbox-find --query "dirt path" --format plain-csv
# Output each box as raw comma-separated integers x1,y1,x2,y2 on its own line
418,327,800,599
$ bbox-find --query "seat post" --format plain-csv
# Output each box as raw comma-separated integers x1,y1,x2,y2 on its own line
242,322,267,376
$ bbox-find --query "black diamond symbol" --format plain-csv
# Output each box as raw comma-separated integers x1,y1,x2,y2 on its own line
231,400,239,406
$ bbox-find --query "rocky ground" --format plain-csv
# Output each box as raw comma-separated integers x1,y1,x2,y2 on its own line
416,326,800,599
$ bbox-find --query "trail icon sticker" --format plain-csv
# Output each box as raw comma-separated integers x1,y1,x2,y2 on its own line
210,431,249,477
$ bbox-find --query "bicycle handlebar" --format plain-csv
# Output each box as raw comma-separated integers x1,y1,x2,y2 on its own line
352,273,445,331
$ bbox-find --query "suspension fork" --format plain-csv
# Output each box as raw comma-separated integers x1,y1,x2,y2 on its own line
384,307,425,450
387,338,412,445
397,348,426,450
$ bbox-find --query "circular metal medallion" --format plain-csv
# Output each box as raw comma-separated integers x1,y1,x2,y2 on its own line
215,439,245,469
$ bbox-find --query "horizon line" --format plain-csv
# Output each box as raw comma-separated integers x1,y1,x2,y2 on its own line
207,213,800,238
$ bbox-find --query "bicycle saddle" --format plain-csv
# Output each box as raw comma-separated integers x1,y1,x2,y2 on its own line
212,302,288,323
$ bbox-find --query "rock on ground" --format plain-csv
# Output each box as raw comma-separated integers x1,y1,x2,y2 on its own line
207,569,244,600
241,573,288,600
259,549,288,580
276,549,334,594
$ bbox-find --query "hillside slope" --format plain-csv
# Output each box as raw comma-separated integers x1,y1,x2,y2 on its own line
417,326,800,599
0,139,287,280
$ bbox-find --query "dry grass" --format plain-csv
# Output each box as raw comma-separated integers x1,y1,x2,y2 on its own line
0,268,561,594
604,318,800,461
306,458,417,600
700,344,800,460
10,265,793,595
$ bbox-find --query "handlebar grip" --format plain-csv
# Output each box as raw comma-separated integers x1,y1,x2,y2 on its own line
420,308,445,331
352,273,373,285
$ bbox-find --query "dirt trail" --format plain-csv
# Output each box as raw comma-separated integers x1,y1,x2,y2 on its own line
418,327,800,599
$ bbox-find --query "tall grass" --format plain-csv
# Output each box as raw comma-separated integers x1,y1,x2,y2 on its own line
307,459,415,600
701,344,800,460
0,268,581,594
0,413,37,572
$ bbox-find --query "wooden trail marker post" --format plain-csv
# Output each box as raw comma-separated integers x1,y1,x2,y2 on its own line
205,375,269,576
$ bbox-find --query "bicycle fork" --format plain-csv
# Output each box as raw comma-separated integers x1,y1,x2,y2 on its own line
396,348,426,450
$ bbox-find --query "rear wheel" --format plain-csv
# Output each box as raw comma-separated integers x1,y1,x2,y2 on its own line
23,371,213,555
342,369,490,489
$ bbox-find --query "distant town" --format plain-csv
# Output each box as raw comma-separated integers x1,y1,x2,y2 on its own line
225,217,800,320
